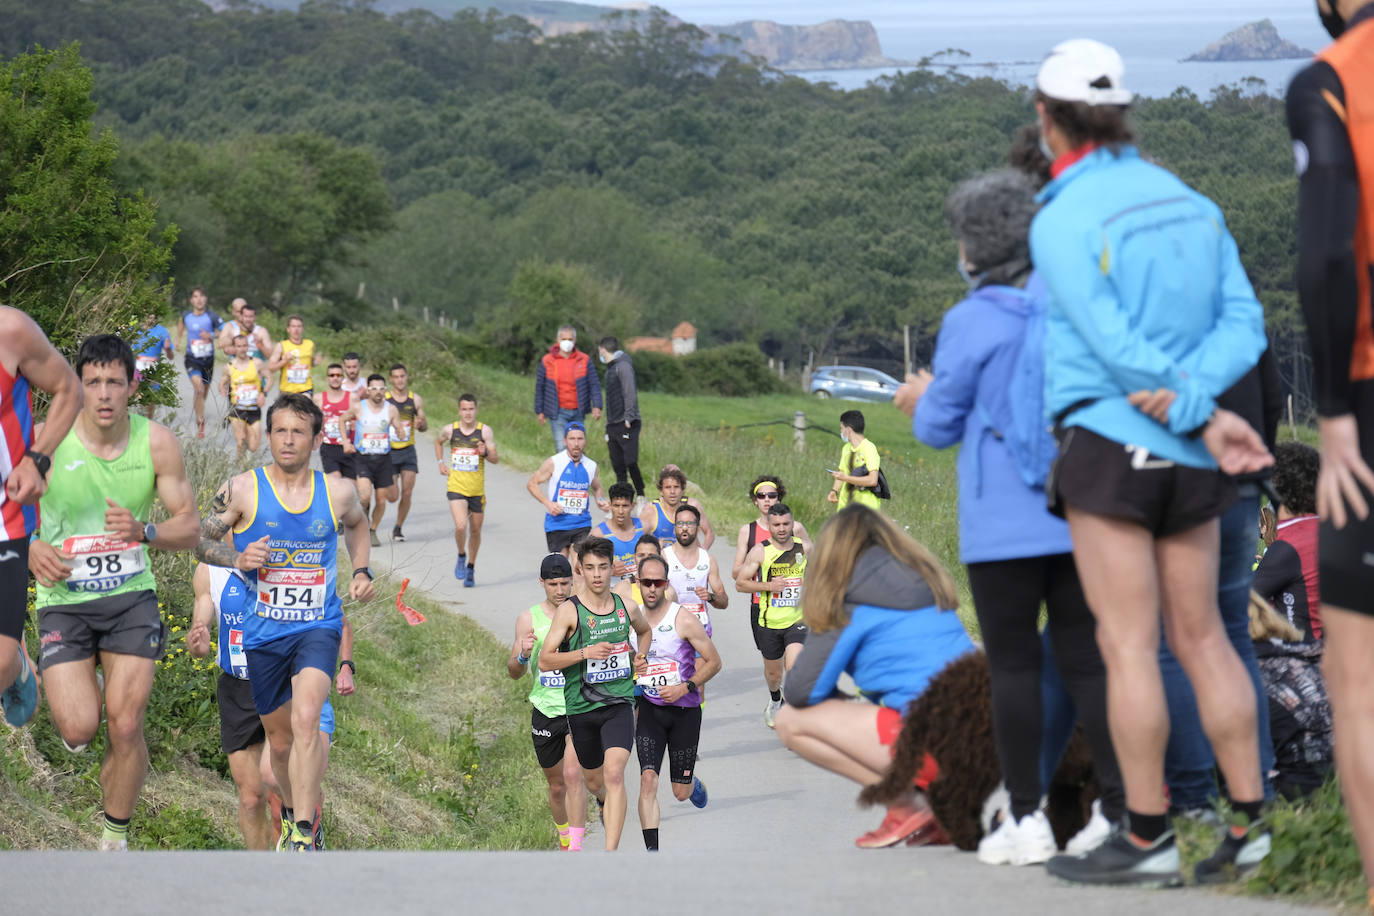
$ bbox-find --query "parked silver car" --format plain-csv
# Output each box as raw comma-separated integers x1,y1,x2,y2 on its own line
809,365,902,402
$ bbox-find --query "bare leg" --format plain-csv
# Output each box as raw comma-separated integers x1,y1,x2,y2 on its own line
600,747,630,851
449,499,469,552
227,743,271,849
42,657,103,749
395,469,417,527
229,418,247,455
261,706,295,811
1324,606,1374,884
246,420,263,452
562,737,586,829
762,657,784,693
371,483,394,532
285,668,332,820
0,633,21,692
96,652,155,820
542,761,568,825
638,768,661,829
783,642,804,672
191,375,208,433
467,509,485,563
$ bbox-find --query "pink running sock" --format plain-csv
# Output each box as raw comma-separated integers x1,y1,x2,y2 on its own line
568,826,586,851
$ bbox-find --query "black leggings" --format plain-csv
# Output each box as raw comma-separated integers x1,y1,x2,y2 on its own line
966,553,1123,821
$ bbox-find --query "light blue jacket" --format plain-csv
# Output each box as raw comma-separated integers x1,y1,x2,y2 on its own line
912,282,1073,563
1030,146,1267,468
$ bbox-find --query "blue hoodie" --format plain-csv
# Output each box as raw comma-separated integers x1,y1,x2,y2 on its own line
1030,146,1267,468
913,281,1073,564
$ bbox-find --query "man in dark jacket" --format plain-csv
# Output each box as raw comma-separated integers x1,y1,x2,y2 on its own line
598,336,644,506
535,325,602,453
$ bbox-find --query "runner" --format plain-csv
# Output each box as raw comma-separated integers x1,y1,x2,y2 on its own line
735,502,809,728
176,286,223,438
133,312,174,420
381,363,428,542
0,307,81,728
597,482,644,587
508,553,588,851
828,409,883,511
195,391,374,852
537,536,651,852
613,534,675,609
527,422,609,561
662,504,728,638
634,553,720,850
340,352,365,399
219,334,267,456
314,364,356,483
27,334,199,850
731,475,812,662
266,314,320,397
640,465,715,549
341,374,402,548
219,302,272,364
435,393,496,586
1287,3,1374,903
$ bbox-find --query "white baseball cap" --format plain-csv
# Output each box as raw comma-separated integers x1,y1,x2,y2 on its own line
1036,39,1133,106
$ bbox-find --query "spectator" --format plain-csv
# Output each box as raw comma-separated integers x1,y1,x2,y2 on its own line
535,325,602,453
827,410,881,511
598,336,644,509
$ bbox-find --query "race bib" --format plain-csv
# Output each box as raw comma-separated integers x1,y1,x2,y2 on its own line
584,641,631,683
681,602,710,632
637,660,681,698
391,420,412,444
136,355,158,373
359,432,389,455
234,383,259,409
538,668,566,689
323,417,341,442
62,534,146,593
256,567,327,623
228,628,248,679
190,339,214,359
286,362,310,385
556,488,587,513
772,576,803,609
451,447,479,472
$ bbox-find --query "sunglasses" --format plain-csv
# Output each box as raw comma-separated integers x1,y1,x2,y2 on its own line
638,578,668,588
327,373,343,378
755,491,779,499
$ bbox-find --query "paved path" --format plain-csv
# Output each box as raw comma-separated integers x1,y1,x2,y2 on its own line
4,377,1331,914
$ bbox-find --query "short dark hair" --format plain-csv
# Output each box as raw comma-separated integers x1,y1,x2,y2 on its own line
240,303,256,315
459,392,477,406
78,334,136,382
266,392,323,436
366,373,386,385
608,483,635,503
768,502,792,518
638,554,668,579
1008,123,1053,190
749,475,786,500
674,504,701,524
1035,90,1134,152
286,314,304,325
599,336,620,352
326,362,343,371
1272,441,1320,517
190,285,206,296
342,352,360,362
840,410,865,433
389,363,406,374
635,533,662,553
576,536,614,562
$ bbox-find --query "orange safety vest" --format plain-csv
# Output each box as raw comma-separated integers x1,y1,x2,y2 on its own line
1318,19,1374,382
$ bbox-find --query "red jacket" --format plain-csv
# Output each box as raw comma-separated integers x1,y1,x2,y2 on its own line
534,346,602,417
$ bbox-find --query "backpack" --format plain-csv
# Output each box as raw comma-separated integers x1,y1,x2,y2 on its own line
872,468,891,500
972,283,1057,489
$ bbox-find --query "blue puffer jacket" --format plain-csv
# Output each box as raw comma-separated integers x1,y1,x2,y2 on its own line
1030,146,1268,468
912,281,1073,563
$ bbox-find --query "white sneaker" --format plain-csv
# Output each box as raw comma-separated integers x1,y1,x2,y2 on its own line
978,809,1056,866
764,698,782,728
1066,799,1113,856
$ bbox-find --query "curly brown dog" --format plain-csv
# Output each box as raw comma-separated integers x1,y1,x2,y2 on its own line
860,650,1095,851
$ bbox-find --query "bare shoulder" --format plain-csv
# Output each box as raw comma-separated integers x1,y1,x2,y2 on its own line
146,420,188,469
326,472,359,506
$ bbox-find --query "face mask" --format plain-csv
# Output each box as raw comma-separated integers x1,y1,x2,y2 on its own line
559,339,574,354
1039,133,1056,162
599,352,609,364
1318,0,1346,38
957,257,980,289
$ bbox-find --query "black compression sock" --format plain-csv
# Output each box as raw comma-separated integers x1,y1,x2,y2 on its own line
769,689,781,702
1127,810,1170,843
1231,798,1264,829
643,828,659,851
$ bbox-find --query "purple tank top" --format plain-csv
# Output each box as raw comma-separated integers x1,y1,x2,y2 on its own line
638,604,700,708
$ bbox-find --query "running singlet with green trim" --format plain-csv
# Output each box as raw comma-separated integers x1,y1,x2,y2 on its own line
232,467,341,648
35,415,156,608
637,603,701,709
759,540,805,629
559,593,635,715
528,602,567,718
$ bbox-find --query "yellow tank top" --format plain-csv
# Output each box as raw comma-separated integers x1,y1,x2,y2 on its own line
446,422,486,496
280,339,315,393
227,360,263,411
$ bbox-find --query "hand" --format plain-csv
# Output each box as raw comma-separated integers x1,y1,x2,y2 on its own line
1201,409,1273,477
591,407,601,421
766,580,784,594
438,461,448,476
520,632,536,656
655,683,689,703
335,665,355,696
583,641,614,660
829,470,846,483
349,572,375,602
624,420,631,429
1127,388,1177,424
343,441,356,455
826,489,839,504
595,497,609,512
537,413,547,425
104,498,142,543
633,653,648,677
693,585,711,601
236,535,272,572
29,539,73,588
187,622,211,658
476,441,488,456
5,458,47,505
893,370,933,418
547,502,564,516
612,559,630,577
1316,414,1374,529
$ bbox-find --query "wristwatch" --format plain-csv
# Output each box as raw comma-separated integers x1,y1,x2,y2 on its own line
685,680,699,694
339,659,356,674
353,567,373,580
141,521,157,544
24,449,51,477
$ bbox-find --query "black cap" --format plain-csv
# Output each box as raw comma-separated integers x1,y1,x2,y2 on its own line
540,553,573,580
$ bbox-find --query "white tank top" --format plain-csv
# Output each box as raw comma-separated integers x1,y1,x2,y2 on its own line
354,400,391,455
663,544,713,636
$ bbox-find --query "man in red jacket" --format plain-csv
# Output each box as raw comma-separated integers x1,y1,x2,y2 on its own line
535,325,602,453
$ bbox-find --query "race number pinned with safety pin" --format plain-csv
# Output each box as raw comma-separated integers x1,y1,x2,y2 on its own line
62,534,146,593
637,660,681,699
585,640,631,683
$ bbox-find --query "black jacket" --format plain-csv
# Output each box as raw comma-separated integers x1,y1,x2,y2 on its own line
603,352,640,424
1216,343,1282,484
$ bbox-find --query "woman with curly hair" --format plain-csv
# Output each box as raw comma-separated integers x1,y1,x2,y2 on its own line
774,505,976,848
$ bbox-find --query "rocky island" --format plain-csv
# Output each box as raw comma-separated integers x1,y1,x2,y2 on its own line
1184,19,1313,62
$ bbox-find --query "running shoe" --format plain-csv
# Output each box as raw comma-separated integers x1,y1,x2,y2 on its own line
313,805,326,851
99,836,128,852
1046,826,1183,888
2,647,38,727
854,801,937,849
61,737,89,754
275,813,291,852
287,822,312,852
464,566,475,588
1066,799,1113,856
689,777,708,809
1193,818,1271,884
369,529,381,548
454,553,467,580
764,698,782,729
905,819,951,847
977,809,1056,866
392,525,405,542
595,795,605,826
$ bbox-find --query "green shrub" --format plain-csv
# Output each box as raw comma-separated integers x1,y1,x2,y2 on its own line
679,342,793,397
630,349,689,394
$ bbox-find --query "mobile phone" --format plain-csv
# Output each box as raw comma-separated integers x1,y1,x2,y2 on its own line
825,468,840,475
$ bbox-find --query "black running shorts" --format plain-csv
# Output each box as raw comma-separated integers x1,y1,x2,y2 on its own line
568,702,634,771
446,492,485,514
355,453,395,489
545,526,591,554
635,697,701,784
750,616,808,662
531,706,570,769
0,537,29,641
217,671,266,755
390,445,419,475
320,444,356,479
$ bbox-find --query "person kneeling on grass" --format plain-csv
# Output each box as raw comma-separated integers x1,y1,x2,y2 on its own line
774,505,976,848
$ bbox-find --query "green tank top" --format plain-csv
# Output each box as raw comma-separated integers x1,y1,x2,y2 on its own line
560,593,635,715
36,415,157,608
759,539,805,629
528,602,566,718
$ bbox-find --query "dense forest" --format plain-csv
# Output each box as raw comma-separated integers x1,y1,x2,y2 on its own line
0,0,1305,395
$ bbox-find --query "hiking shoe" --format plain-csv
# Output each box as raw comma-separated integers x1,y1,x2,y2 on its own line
464,566,475,588
1194,819,1271,884
287,823,312,851
2,648,38,727
99,836,128,852
369,529,381,548
978,809,1056,866
454,554,467,580
392,525,405,542
1066,799,1114,856
1046,826,1183,888
764,698,782,729
689,777,708,809
855,801,937,849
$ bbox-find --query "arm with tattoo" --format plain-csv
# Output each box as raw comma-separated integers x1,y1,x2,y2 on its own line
196,477,243,567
